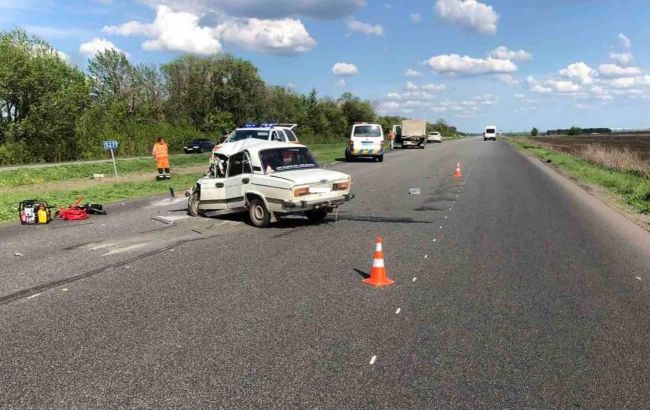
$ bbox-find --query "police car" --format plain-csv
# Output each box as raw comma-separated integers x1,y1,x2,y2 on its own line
222,123,300,145
344,123,385,162
187,139,353,227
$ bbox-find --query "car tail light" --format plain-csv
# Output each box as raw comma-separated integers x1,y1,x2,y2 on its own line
333,180,350,191
292,186,310,197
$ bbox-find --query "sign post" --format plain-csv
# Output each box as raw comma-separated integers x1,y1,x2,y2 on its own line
103,140,119,177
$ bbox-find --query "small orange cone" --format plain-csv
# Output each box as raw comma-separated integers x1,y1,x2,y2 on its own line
453,161,463,177
363,237,394,287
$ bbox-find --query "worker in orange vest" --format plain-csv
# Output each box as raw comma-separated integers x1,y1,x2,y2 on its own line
152,137,171,180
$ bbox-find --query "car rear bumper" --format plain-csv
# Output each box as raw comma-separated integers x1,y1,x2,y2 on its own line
350,148,383,156
281,193,355,211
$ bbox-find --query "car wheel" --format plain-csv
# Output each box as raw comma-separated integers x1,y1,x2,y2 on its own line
305,209,328,223
249,197,271,228
188,190,201,217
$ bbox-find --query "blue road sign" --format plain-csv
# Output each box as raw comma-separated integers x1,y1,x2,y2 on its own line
103,140,119,150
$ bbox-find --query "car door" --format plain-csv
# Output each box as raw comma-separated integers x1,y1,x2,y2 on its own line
224,151,253,209
199,173,228,211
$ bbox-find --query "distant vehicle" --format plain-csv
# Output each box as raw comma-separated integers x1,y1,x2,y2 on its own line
400,119,427,149
188,139,354,227
427,131,442,143
222,123,299,145
345,123,384,162
183,138,215,154
484,125,497,141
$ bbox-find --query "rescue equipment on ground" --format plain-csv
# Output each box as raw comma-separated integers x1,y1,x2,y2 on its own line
56,197,107,220
18,200,52,225
363,237,394,287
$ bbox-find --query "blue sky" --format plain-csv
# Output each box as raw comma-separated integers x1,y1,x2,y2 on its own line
2,0,650,132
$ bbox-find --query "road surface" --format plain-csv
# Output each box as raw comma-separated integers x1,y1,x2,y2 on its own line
1,138,649,408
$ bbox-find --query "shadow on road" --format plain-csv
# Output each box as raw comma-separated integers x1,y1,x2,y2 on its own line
353,268,370,279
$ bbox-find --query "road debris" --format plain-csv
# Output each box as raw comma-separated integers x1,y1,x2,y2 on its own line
13,252,24,257
408,188,421,195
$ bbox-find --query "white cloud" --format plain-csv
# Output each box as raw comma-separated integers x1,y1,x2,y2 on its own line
421,83,446,92
217,17,316,54
526,76,552,94
527,76,580,94
142,0,365,20
431,106,447,113
402,91,437,100
386,92,401,100
405,68,423,77
425,54,517,75
104,6,221,54
103,5,316,55
558,62,597,85
332,62,358,76
488,46,532,61
598,64,642,78
495,74,519,85
606,75,650,90
336,78,346,87
434,0,498,35
79,38,123,57
404,81,419,91
609,52,634,66
618,33,631,49
409,13,421,23
376,101,400,114
347,18,384,36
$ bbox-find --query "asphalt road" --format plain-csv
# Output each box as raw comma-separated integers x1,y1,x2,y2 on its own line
1,138,650,408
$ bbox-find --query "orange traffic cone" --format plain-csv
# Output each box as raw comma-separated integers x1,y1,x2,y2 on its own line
363,237,394,287
453,162,463,177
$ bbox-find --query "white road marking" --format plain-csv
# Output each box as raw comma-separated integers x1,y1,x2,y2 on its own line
369,355,377,365
445,216,448,219
439,226,443,229
412,277,417,282
636,276,642,281
61,288,68,292
27,293,41,299
395,307,401,314
155,215,189,223
424,255,428,259
170,249,175,252
125,265,130,269
13,252,24,257
433,238,437,242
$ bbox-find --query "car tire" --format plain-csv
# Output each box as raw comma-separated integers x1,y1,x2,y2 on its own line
249,197,271,228
188,190,201,217
305,209,328,223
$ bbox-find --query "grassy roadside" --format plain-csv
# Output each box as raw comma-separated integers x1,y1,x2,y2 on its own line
506,137,650,214
0,143,348,223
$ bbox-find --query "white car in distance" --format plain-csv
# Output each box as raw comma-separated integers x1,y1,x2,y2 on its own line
484,126,497,141
427,131,442,143
187,139,353,227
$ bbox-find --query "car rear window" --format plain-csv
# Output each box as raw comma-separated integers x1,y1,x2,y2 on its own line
486,128,496,134
284,129,298,142
353,125,382,138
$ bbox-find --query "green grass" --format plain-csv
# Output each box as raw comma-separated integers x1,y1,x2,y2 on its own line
307,143,347,164
508,138,650,214
0,153,211,188
1,173,201,222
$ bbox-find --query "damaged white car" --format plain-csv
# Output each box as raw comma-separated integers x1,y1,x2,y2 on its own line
187,139,354,227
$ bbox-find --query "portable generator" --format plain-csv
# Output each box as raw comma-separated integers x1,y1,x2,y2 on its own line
18,200,52,225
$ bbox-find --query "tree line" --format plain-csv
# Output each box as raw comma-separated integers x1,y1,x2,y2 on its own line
0,29,457,165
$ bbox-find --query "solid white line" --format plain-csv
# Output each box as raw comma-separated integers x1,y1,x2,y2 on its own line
424,254,428,259
395,307,401,314
636,276,642,281
27,293,41,299
369,355,377,365
61,288,68,292
412,277,417,282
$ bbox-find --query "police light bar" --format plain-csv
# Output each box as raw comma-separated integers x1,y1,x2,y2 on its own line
243,123,258,128
260,122,276,128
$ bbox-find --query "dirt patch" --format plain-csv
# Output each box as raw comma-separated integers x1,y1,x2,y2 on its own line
530,134,650,161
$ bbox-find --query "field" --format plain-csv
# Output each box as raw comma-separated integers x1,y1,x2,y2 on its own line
529,134,650,161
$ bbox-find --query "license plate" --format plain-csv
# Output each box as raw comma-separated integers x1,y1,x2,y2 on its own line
310,187,331,193
361,141,372,145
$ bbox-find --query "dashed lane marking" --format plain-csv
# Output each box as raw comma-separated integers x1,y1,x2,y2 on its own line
395,307,401,314
61,288,68,292
370,355,377,365
412,277,417,282
424,255,428,259
636,276,642,281
27,293,41,299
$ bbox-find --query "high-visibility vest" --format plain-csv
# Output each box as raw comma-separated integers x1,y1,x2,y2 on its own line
152,142,169,159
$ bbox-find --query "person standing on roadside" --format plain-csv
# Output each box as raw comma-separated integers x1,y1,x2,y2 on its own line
152,137,171,180
388,129,396,150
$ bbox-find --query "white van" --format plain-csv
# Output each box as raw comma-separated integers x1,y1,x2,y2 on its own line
345,123,384,162
484,125,497,141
